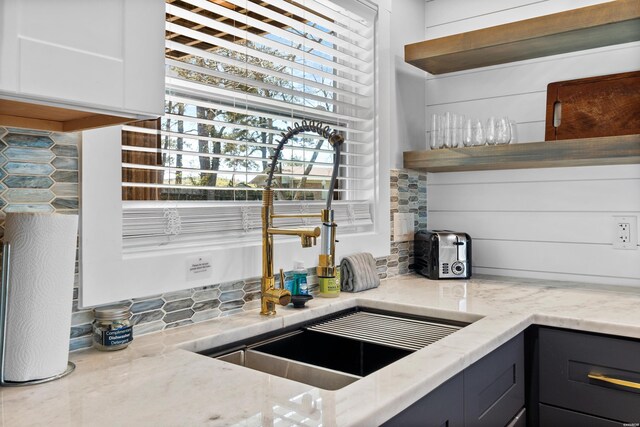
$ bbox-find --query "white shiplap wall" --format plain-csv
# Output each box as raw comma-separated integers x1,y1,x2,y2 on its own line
424,0,640,286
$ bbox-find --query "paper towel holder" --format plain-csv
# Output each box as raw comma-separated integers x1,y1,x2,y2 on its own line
0,242,75,386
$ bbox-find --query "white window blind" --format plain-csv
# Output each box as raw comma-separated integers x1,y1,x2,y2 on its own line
122,0,377,251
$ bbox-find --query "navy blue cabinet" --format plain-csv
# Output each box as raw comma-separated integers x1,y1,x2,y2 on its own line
384,334,525,426
538,327,640,425
464,334,525,427
382,373,464,427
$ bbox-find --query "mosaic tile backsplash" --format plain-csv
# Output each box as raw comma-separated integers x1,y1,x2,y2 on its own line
0,126,427,352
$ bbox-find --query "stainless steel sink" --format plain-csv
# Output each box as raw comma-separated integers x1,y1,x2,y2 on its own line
218,348,361,390
201,307,476,390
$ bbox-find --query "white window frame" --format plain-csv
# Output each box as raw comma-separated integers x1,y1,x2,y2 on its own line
79,0,392,306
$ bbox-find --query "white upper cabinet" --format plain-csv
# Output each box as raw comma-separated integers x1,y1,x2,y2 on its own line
0,0,164,132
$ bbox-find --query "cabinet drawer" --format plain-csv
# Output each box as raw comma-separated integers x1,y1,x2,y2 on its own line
539,404,621,427
539,327,640,422
464,334,524,427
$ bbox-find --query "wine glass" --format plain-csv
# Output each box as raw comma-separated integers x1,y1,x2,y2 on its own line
485,117,497,145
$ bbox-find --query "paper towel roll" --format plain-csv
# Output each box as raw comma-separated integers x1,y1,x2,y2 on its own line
3,212,78,382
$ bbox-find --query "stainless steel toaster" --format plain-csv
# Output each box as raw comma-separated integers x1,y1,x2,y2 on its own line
414,230,472,279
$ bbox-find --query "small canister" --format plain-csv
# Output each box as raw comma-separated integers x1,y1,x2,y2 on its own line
92,306,133,351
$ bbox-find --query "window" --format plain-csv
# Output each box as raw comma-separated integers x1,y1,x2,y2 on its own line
121,0,375,251
80,0,391,306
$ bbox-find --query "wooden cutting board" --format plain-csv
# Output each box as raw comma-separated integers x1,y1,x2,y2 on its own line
545,71,640,141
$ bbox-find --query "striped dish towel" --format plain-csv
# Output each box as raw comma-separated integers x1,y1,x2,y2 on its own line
340,252,380,292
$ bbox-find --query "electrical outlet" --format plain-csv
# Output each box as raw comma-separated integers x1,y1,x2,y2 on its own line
612,216,638,250
393,213,415,242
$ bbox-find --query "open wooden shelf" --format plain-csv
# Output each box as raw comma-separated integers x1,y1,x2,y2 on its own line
405,0,640,75
0,98,140,132
403,135,640,173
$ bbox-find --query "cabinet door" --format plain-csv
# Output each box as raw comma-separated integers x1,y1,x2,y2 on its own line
464,334,524,427
0,0,163,116
382,373,464,427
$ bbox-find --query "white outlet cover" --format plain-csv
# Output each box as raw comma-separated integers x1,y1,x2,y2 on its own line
393,212,415,242
612,216,638,250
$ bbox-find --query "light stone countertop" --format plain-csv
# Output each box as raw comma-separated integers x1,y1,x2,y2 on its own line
2,274,640,426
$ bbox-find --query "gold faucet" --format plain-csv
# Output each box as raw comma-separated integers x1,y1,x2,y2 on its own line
260,120,344,316
260,188,322,315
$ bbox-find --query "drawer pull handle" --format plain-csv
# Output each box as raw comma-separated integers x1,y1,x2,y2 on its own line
588,373,640,390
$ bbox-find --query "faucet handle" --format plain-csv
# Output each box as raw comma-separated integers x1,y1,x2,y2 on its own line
301,235,317,248
279,268,285,288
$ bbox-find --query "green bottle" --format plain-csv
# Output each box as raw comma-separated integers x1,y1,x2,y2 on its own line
318,269,340,297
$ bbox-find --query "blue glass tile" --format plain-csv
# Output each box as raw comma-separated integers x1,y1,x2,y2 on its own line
192,288,220,302
71,310,94,326
219,289,244,302
192,299,220,312
4,204,54,213
219,281,244,292
69,335,93,352
4,133,54,148
165,319,194,329
191,309,221,323
0,154,7,167
51,183,77,198
219,300,244,312
51,157,78,170
50,132,81,146
52,198,78,210
243,291,260,302
4,189,54,203
51,170,78,183
5,128,51,136
131,298,164,313
70,323,92,339
52,145,78,158
3,175,53,189
163,298,194,312
3,162,54,175
163,309,194,324
243,280,260,293
4,148,54,162
131,310,163,325
162,289,194,301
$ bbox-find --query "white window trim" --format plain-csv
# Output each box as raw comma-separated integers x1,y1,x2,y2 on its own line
79,0,392,307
